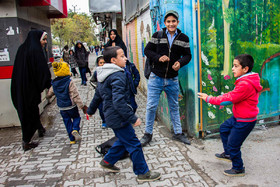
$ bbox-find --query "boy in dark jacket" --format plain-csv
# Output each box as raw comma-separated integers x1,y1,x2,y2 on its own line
47,61,88,144
87,46,160,182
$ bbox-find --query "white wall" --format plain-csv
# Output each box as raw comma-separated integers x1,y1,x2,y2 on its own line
0,79,20,127
0,0,17,18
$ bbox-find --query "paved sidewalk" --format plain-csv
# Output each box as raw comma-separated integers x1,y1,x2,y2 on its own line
1,54,279,186
0,54,209,186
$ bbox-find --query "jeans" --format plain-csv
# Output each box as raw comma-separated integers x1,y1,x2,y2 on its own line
220,116,256,170
79,67,87,84
145,72,182,134
104,124,149,175
60,107,81,141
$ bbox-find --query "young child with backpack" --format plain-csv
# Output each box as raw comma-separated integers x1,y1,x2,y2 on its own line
90,55,107,128
198,54,263,176
47,61,88,144
87,46,161,182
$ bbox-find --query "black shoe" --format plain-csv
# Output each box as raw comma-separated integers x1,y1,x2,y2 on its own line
137,171,161,182
22,142,38,151
215,152,231,162
38,127,46,137
223,168,245,177
100,159,120,172
140,133,152,147
172,133,191,145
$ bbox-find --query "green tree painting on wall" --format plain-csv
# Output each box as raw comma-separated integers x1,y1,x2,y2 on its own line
200,0,280,133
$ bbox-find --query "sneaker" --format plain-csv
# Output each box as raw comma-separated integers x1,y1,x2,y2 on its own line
70,141,76,144
215,152,231,162
22,142,38,151
140,133,153,147
223,168,245,177
72,130,82,141
99,159,120,173
137,171,161,182
102,123,107,129
172,133,191,145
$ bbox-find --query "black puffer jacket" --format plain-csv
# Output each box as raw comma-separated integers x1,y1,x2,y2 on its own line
87,63,137,129
144,28,192,78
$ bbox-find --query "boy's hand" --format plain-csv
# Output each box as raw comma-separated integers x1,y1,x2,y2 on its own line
172,61,180,71
82,105,88,114
133,118,141,127
197,93,208,101
159,55,170,62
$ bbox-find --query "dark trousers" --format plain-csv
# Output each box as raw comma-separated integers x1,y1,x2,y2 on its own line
71,68,78,76
79,67,87,84
104,124,149,175
60,107,81,141
220,116,256,170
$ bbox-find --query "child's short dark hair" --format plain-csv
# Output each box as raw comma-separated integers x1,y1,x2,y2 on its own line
96,55,104,65
234,54,254,73
103,46,122,63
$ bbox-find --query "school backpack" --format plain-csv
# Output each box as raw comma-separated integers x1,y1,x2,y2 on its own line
144,30,163,79
95,136,129,159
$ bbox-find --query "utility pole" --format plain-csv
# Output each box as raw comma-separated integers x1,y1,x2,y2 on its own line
72,5,77,13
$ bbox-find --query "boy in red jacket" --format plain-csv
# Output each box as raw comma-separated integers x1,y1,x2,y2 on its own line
198,54,262,177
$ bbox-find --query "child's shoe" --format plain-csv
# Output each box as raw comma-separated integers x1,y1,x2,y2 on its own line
137,170,161,182
70,141,76,144
223,168,245,177
102,123,107,129
215,152,231,162
72,130,82,141
99,159,120,172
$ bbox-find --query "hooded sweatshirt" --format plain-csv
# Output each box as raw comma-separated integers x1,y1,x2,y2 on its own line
87,63,137,129
206,72,263,122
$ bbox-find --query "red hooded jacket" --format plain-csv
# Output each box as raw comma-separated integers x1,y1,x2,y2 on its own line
206,73,263,122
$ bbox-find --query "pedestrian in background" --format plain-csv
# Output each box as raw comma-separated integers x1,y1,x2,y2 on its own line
62,45,70,63
105,29,140,113
74,41,90,86
11,30,51,151
68,49,78,77
89,55,107,128
47,61,88,144
198,54,262,177
140,10,192,146
87,46,161,182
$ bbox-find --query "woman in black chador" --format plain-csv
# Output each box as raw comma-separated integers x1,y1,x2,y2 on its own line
11,30,51,151
105,29,128,57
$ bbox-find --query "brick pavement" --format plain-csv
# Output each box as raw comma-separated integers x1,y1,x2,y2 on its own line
0,54,212,187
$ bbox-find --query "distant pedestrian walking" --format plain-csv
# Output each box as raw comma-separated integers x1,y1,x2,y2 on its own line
47,61,88,144
69,49,78,77
74,41,90,86
62,45,70,63
11,30,51,151
198,54,263,177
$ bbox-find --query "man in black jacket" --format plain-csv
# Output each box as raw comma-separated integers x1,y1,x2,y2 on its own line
140,10,192,146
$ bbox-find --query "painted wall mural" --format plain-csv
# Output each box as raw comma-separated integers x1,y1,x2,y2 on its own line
200,0,280,132
123,10,152,93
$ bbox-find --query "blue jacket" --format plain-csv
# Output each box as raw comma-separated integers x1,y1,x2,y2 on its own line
87,63,137,129
52,76,72,109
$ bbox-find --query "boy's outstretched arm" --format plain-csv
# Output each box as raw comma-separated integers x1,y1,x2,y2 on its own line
87,88,102,116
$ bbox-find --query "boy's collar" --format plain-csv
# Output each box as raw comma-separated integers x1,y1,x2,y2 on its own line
236,72,254,80
165,29,178,36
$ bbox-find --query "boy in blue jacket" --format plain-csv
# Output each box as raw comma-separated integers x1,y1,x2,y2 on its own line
87,46,160,182
47,61,88,144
